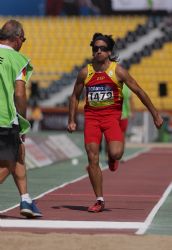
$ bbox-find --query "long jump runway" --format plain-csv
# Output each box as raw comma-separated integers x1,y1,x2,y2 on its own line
1,147,172,234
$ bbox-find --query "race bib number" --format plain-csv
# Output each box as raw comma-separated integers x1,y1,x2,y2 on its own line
87,85,114,107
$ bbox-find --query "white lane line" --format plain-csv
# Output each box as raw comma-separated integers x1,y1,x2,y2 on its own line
136,182,172,235
48,193,160,198
0,204,19,214
122,147,151,162
0,146,150,214
0,219,143,230
0,146,153,232
0,174,88,213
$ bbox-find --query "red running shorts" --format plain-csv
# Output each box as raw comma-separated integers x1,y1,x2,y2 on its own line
84,110,123,144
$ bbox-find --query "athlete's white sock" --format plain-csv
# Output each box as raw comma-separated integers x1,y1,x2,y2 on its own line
96,197,104,202
21,193,32,203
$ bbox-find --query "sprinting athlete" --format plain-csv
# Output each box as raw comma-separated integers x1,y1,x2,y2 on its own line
68,32,163,213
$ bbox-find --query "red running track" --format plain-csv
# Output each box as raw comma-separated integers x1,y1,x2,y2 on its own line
1,147,172,234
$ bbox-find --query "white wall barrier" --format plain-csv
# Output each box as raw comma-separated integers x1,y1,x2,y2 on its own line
25,134,83,169
111,0,172,11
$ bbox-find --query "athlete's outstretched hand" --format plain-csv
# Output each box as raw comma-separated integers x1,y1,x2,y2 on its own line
153,113,164,129
67,122,77,133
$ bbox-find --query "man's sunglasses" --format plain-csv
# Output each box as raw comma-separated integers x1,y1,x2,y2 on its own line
16,35,26,43
92,46,109,53
20,36,26,43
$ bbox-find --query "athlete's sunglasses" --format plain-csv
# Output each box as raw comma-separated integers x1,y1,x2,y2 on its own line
92,46,109,53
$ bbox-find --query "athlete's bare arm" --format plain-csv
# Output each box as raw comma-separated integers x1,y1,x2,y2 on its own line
14,80,27,119
115,64,163,129
14,79,27,141
68,66,87,132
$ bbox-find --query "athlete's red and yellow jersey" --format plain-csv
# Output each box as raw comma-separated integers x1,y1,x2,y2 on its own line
84,62,123,111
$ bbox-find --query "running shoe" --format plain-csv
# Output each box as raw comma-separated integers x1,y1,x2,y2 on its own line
88,200,105,213
20,200,42,218
108,159,119,172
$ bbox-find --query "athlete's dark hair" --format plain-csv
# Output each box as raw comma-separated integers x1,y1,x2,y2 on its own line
90,32,119,62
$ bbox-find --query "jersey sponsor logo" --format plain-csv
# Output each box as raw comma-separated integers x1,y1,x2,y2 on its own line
88,85,104,91
88,84,113,92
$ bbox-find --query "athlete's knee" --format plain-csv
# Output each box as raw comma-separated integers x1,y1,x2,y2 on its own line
85,145,98,160
88,151,99,165
108,148,124,160
12,162,27,181
85,150,99,169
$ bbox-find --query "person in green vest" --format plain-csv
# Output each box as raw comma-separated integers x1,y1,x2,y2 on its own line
120,84,134,137
119,84,135,163
0,19,42,218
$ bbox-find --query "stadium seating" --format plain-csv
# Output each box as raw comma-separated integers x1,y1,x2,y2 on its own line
0,15,147,88
130,41,172,110
1,15,172,110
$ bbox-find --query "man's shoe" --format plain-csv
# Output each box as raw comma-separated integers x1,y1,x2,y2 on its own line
88,200,105,213
20,201,42,218
20,201,33,218
31,201,42,217
108,159,119,172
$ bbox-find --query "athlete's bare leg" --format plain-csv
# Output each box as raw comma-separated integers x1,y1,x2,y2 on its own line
11,143,27,195
85,143,103,198
0,143,27,195
106,140,124,171
107,140,124,161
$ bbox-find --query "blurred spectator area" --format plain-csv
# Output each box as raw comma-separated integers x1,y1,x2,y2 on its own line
0,15,147,88
130,42,172,110
0,15,172,111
